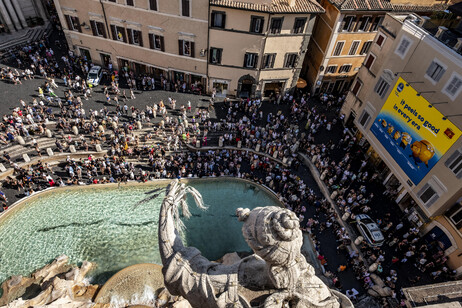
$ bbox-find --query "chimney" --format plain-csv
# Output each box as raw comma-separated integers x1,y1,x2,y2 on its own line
418,16,431,28
436,26,448,40
289,0,296,7
454,38,462,53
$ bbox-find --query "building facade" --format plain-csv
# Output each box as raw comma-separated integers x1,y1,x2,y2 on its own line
0,0,48,33
54,0,209,90
53,0,324,97
207,0,323,98
341,13,462,272
303,0,449,95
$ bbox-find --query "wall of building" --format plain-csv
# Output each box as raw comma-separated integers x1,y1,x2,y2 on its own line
56,0,208,79
208,6,316,97
304,0,338,90
347,15,462,218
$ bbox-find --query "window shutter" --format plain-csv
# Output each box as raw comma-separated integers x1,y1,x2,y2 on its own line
190,42,195,58
244,54,248,67
218,49,222,64
65,15,72,30
149,34,154,49
160,36,165,51
445,149,462,179
121,28,127,43
222,14,226,28
75,17,82,33
210,48,214,63
271,54,275,68
340,18,346,31
211,12,215,27
111,25,117,41
101,23,107,38
178,40,184,55
127,29,133,44
138,31,143,47
90,20,97,36
426,62,436,78
253,54,258,68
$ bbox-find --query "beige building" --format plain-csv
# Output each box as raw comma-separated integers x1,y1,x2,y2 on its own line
341,13,462,272
207,0,323,98
54,0,209,89
303,0,450,95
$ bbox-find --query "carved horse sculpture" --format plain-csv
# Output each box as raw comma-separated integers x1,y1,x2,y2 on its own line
158,179,343,307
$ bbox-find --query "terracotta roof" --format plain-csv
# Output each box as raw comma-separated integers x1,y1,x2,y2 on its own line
209,0,325,13
329,0,447,12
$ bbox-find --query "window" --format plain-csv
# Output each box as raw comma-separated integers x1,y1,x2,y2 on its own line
211,11,226,28
270,18,283,34
425,60,446,83
370,16,383,32
374,77,390,98
418,184,438,207
149,0,157,10
65,15,81,32
349,41,360,55
351,79,362,96
181,0,190,17
284,53,297,68
262,53,276,69
341,16,355,32
358,110,371,127
449,205,462,229
395,36,412,59
359,41,372,55
90,20,107,38
445,148,462,178
178,40,194,57
127,29,143,46
358,16,371,31
443,73,462,99
244,53,258,68
209,47,222,64
339,64,352,73
149,34,164,51
333,41,344,56
110,25,126,42
364,53,376,69
326,65,337,74
376,34,386,47
126,0,134,6
250,16,264,33
293,18,306,34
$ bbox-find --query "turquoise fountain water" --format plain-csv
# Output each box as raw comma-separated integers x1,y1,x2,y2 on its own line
0,179,279,285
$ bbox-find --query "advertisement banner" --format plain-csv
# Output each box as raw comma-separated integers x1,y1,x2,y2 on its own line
370,77,461,184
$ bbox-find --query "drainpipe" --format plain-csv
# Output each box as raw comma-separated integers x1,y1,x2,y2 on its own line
99,0,110,39
206,2,210,94
255,12,271,99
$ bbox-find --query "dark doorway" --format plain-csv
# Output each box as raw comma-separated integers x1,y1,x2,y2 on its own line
264,82,283,97
237,74,256,98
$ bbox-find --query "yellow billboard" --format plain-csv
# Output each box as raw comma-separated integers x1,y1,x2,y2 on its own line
370,77,462,184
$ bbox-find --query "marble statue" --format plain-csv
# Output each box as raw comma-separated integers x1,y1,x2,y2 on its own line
159,179,349,307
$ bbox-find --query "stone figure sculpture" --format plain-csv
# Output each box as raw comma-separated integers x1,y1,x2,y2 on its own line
159,179,348,307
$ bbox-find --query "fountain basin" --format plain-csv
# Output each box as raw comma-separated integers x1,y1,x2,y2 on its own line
0,178,281,286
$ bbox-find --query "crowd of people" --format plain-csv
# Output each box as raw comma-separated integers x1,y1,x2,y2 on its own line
0,21,457,308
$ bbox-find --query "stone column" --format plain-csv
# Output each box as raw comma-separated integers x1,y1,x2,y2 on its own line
3,0,22,30
33,0,47,21
0,0,15,32
11,0,26,28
